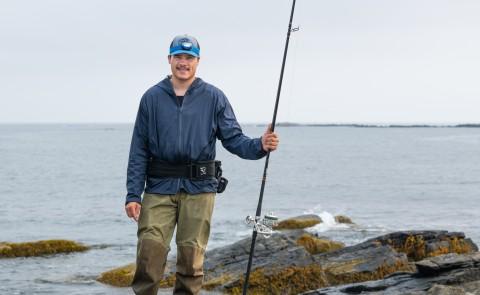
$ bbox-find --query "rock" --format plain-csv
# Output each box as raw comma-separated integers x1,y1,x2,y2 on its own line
462,280,480,294
205,230,413,293
223,264,329,294
427,284,466,295
303,252,480,294
334,215,354,224
416,253,478,276
365,231,478,261
96,261,176,288
0,243,12,254
301,273,420,295
0,240,89,258
203,231,319,293
209,233,344,294
273,214,322,230
296,233,345,254
98,226,479,295
97,263,136,287
314,243,414,287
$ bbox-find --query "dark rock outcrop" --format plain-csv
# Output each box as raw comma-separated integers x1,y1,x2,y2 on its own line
303,252,480,295
97,213,477,295
366,231,478,261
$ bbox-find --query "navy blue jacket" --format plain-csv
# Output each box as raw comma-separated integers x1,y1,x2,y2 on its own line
126,77,267,204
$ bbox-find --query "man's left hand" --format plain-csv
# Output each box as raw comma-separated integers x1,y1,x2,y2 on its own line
261,124,279,152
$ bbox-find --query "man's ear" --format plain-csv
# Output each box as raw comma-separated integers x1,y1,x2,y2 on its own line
168,55,172,64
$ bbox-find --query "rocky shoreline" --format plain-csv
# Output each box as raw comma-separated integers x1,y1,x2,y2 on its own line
97,214,480,294
3,215,478,294
306,252,480,294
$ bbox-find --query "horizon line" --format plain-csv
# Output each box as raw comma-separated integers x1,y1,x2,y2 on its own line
1,121,479,126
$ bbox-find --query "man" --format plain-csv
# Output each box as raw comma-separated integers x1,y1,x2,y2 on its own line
124,34,279,295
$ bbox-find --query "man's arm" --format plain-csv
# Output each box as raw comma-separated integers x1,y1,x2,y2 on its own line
216,94,278,159
125,95,150,205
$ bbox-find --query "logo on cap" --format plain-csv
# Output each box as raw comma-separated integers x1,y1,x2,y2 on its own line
169,35,200,57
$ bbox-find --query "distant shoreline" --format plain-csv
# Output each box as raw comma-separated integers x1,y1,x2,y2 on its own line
1,122,479,128
256,123,480,128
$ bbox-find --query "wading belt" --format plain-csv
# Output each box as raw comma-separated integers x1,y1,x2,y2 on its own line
147,159,228,193
147,159,221,180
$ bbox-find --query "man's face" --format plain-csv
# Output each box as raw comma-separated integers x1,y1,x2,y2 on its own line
168,53,200,82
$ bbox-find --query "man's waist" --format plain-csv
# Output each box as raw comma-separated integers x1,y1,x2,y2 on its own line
147,158,221,180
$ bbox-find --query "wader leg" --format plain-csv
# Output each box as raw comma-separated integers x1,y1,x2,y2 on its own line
132,239,169,295
174,245,205,294
132,193,177,295
173,192,215,295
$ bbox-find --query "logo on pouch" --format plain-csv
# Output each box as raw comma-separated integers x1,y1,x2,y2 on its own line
200,167,207,175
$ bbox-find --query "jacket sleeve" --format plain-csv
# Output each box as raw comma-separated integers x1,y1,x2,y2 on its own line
216,93,267,160
125,95,150,204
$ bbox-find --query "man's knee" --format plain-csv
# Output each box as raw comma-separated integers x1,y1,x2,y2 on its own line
135,238,169,278
176,245,205,276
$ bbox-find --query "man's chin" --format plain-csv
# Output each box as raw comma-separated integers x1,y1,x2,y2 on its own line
174,74,194,81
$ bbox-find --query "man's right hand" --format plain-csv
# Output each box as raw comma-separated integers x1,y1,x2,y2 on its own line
125,202,141,222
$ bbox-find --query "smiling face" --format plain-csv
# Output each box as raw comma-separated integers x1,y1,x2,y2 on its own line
168,53,200,83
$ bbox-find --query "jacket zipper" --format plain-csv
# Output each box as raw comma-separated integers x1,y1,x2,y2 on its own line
177,92,185,191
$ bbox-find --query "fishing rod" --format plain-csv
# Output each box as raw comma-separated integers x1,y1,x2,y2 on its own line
242,0,298,293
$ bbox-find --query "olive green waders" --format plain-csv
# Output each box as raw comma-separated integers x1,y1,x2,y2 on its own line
132,192,215,295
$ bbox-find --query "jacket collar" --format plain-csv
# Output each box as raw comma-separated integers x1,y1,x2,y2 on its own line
156,76,204,97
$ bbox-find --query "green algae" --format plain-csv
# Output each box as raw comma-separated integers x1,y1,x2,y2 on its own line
0,239,89,258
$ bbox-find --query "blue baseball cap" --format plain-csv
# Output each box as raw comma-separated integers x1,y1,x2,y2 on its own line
169,35,200,57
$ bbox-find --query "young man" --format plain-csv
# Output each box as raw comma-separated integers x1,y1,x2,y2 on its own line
124,34,279,295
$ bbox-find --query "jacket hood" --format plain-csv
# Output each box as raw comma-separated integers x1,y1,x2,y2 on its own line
155,76,204,96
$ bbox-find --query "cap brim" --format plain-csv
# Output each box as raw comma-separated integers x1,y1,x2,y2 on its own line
170,50,199,57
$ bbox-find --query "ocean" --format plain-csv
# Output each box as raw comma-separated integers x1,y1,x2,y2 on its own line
1,124,479,294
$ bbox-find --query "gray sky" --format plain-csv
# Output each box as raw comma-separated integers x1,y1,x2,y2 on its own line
1,0,479,124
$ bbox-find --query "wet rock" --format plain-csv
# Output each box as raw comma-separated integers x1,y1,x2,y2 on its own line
462,280,480,294
314,242,414,287
203,231,317,290
334,215,354,224
97,263,136,287
415,252,480,275
96,260,176,288
365,231,478,261
297,233,345,254
427,284,465,295
303,252,480,294
98,230,335,293
97,226,477,294
273,214,323,230
203,230,413,293
272,214,355,231
223,264,329,294
0,240,89,258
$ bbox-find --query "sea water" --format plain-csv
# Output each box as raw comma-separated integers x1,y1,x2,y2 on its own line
1,124,479,294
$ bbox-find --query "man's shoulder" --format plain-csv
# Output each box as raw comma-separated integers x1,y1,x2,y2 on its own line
140,79,170,101
199,79,226,99
143,85,161,96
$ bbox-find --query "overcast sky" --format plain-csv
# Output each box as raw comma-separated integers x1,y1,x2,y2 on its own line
1,0,479,124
